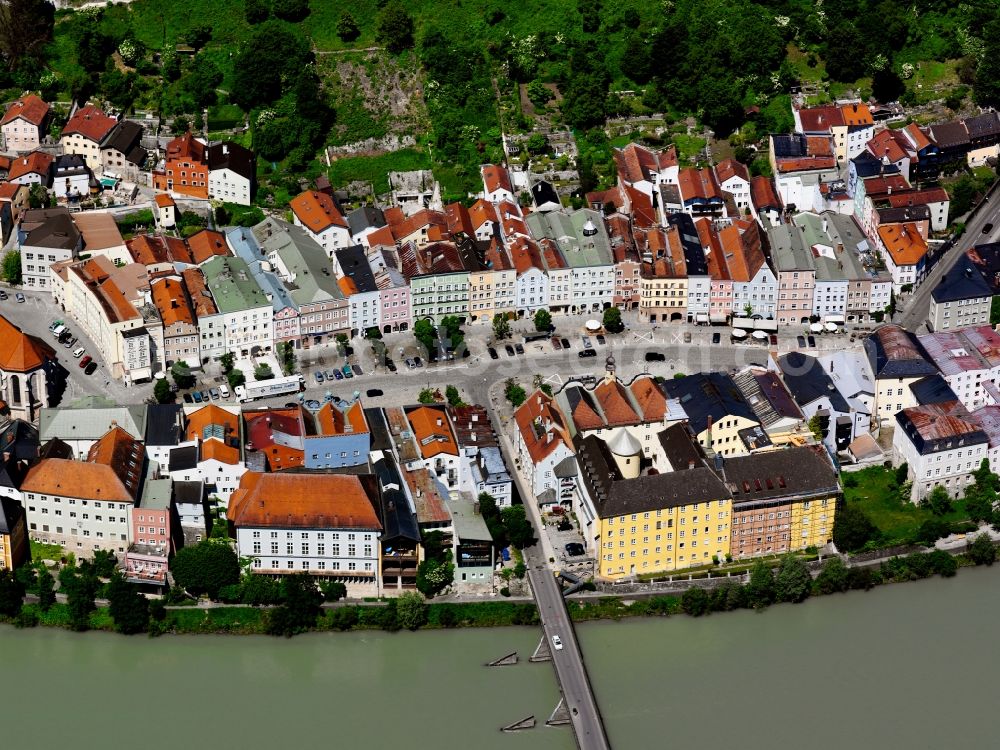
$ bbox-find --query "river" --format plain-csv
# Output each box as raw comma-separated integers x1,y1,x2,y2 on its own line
1,569,996,750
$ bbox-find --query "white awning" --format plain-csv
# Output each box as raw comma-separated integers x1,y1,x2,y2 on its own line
810,322,824,333
696,313,709,323
823,315,845,323
731,328,748,338
751,330,768,340
824,322,839,332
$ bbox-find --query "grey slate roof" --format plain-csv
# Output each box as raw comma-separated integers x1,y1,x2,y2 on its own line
777,351,850,413
100,120,147,166
145,404,184,447
0,496,24,535
932,254,992,304
662,372,758,434
864,325,937,379
347,205,386,237
206,141,255,181
39,405,147,443
909,374,960,406
718,446,840,505
0,419,39,461
372,455,420,543
168,445,198,472
335,244,379,293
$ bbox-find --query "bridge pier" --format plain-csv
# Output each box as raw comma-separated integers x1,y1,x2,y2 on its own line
547,698,571,727
486,651,518,666
501,716,536,732
530,635,552,662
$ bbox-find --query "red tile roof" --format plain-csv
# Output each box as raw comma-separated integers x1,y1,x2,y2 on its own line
163,131,205,164
481,164,513,195
61,105,116,142
750,176,781,210
614,143,678,185
8,151,53,181
878,223,928,266
714,158,750,184
87,426,145,500
509,236,545,275
406,405,458,458
593,379,641,426
0,314,54,371
630,376,668,421
2,95,49,127
514,390,573,463
154,193,175,208
228,472,381,529
678,167,722,202
797,105,845,132
291,190,347,233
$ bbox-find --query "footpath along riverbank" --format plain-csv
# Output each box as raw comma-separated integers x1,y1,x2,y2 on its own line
4,533,1000,636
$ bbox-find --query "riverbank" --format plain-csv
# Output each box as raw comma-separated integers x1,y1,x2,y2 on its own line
6,537,998,635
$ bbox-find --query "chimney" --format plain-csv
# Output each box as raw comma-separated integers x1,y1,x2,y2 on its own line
887,186,892,195
688,459,695,470
821,218,828,234
436,417,443,427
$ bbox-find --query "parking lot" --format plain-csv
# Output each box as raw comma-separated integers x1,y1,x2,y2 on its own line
539,507,595,578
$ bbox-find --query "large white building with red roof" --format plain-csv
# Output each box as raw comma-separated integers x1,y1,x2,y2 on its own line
60,105,118,171
0,313,55,422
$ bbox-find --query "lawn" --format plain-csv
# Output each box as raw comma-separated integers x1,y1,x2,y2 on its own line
843,465,970,546
30,540,64,563
328,148,432,194
671,133,707,163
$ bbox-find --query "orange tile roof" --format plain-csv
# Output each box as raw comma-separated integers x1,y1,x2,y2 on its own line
867,129,909,163
514,390,573,463
201,438,240,465
863,174,911,197
484,241,513,271
62,105,116,142
718,220,764,283
365,225,395,248
630,376,668,421
468,199,498,231
903,123,932,151
185,229,229,264
678,167,722,202
445,201,474,237
715,158,750,184
154,193,175,208
840,102,873,127
509,236,545,275
0,182,22,201
150,276,196,327
884,188,949,207
337,276,358,296
2,95,49,127
568,389,605,431
315,400,368,436
751,176,781,209
0,314,54,371
8,151,53,181
614,143,678,184
73,212,124,253
539,238,565,270
22,458,134,503
402,466,451,524
806,136,833,157
164,131,205,163
594,379,641,426
797,105,844,132
406,405,459,458
228,472,381,530
185,404,240,442
181,267,218,316
878,223,928,267
87,426,145,500
624,184,656,228
291,190,347,233
482,164,513,195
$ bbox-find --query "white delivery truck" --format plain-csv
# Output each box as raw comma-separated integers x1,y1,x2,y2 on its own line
234,374,304,402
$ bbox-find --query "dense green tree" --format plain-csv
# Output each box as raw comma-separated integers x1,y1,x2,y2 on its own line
417,388,436,404
927,549,958,577
745,561,775,609
968,532,996,566
445,385,464,407
681,586,710,616
814,557,849,595
92,549,117,578
241,574,283,606
328,606,359,630
397,591,428,630
527,80,553,108
915,518,951,547
36,568,56,612
184,55,222,108
99,69,137,109
825,21,867,82
227,369,245,389
923,485,953,516
107,573,149,634
602,306,623,333
974,19,1000,107
63,569,97,631
871,67,906,104
504,379,527,407
501,505,535,549
0,0,54,67
2,250,21,285
171,361,195,389
171,541,240,599
416,557,454,597
492,313,511,341
273,0,309,22
245,0,271,23
75,25,114,73
219,352,235,373
267,573,323,636
375,1,414,54
413,318,436,354
153,377,173,404
319,580,347,602
337,11,360,42
533,308,552,333
186,24,212,50
833,504,878,552
577,0,601,33
0,569,24,618
774,555,812,603
231,21,311,110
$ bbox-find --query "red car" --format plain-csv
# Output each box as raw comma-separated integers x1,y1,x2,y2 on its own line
79,355,92,368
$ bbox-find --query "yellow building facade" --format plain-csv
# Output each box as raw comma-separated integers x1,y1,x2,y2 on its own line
0,498,28,571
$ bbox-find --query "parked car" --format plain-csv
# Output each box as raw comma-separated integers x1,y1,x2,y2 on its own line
551,336,562,350
807,335,817,347
314,371,325,384
182,393,193,404
63,337,77,349
325,369,338,380
683,331,692,343
582,336,592,348
405,357,417,369
514,343,524,354
50,321,62,332
73,347,86,358
79,355,92,368
84,361,98,375
488,346,499,360
192,390,203,403
565,542,585,557
596,334,606,345
552,635,563,651
560,337,571,349
711,332,721,344
366,388,384,397
333,369,343,380
413,356,423,368
0,290,7,300
579,348,597,358
219,383,230,398
505,344,515,356
644,351,665,362
14,293,24,303
342,364,353,378
797,335,807,348
769,334,778,346
209,387,221,400
984,223,994,234
386,359,397,372
353,363,364,376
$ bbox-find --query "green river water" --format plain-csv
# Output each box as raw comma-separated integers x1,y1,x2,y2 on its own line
1,567,997,750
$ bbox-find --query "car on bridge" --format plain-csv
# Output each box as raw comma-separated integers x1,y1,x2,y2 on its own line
552,635,563,650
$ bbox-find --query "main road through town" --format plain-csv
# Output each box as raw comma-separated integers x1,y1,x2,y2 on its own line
899,180,1000,331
